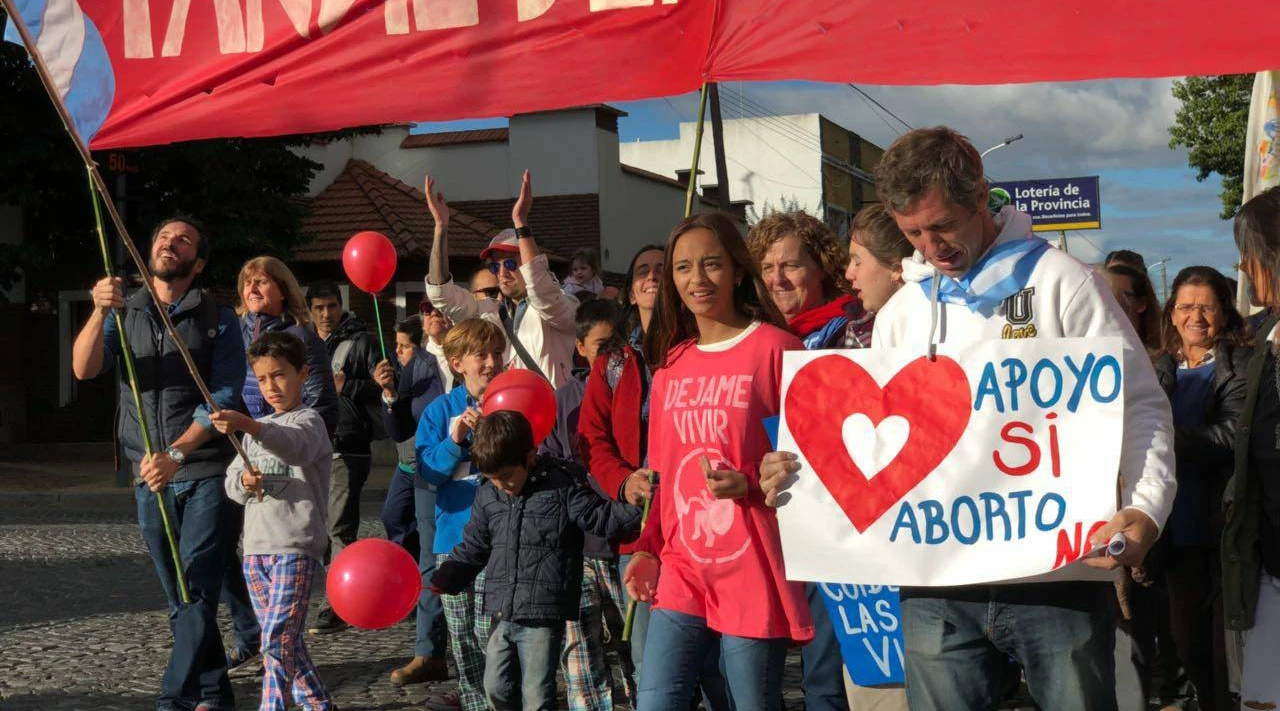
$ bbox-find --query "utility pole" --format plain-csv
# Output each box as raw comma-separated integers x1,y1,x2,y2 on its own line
707,83,731,211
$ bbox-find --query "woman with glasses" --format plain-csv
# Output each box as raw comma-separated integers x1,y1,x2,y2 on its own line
1152,266,1250,711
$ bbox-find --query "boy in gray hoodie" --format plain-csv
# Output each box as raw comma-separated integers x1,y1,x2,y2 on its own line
213,331,335,711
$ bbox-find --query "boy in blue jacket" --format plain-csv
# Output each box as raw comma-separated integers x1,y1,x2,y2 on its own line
414,318,507,711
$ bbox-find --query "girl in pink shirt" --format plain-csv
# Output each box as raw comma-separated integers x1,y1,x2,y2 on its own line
625,212,813,711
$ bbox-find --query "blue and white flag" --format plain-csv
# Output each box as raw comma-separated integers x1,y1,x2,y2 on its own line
4,0,115,143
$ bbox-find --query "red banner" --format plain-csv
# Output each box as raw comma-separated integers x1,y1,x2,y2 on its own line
64,0,1280,149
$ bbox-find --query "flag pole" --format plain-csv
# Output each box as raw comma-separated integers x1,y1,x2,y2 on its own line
88,169,191,604
3,2,256,476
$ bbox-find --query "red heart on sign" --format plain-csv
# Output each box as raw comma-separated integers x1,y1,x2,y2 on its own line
785,354,972,533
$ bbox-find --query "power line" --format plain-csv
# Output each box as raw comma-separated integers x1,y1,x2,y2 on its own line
847,84,913,131
848,87,901,137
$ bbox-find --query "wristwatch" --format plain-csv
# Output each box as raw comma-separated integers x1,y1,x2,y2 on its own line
514,226,533,238
165,447,186,466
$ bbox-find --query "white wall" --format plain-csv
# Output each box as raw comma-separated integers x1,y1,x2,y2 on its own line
620,114,825,217
611,172,687,272
297,110,606,203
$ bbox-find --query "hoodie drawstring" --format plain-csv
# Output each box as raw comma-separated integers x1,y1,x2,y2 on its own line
927,275,941,362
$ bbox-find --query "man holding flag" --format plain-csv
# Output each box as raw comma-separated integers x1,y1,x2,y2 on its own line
72,217,247,711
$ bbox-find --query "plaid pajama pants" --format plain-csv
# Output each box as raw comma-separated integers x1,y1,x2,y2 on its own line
243,554,331,711
563,558,635,710
437,553,492,711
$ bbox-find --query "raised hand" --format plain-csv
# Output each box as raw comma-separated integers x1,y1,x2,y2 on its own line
425,175,449,234
512,170,532,229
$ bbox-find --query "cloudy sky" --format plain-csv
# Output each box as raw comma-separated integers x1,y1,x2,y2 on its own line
424,78,1237,298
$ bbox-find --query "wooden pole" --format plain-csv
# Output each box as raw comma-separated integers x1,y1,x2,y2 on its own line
684,84,710,218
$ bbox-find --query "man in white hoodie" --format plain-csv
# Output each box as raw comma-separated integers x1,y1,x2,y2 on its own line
761,127,1176,710
423,170,578,388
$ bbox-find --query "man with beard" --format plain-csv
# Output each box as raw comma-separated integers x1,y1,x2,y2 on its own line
304,280,384,635
72,216,247,711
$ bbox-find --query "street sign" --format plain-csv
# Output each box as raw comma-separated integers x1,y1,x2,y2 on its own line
990,176,1101,232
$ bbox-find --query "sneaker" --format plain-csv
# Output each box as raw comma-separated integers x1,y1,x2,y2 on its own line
390,656,449,686
226,646,261,678
307,606,349,635
425,690,462,710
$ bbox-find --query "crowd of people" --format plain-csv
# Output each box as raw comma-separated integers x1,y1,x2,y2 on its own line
69,126,1280,711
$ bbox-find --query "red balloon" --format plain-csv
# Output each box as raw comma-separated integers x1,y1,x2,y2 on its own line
326,538,420,629
342,231,398,293
481,369,557,445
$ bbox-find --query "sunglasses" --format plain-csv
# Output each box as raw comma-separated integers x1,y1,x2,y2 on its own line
487,258,519,274
418,299,435,315
473,287,501,299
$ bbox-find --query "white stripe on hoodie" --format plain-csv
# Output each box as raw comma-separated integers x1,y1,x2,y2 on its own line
873,209,1176,584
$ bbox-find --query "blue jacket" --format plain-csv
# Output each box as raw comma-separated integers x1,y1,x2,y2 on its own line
240,312,338,436
416,385,483,554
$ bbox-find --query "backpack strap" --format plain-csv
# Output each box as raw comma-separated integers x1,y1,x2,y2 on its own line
331,339,355,374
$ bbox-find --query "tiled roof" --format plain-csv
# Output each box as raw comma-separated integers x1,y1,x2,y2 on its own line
451,194,600,258
295,160,503,262
400,128,510,149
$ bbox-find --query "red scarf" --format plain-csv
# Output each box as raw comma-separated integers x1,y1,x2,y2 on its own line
787,294,854,338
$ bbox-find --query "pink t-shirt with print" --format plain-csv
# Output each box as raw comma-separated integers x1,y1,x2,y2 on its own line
647,322,814,642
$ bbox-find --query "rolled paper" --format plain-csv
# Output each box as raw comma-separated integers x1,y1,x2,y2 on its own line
1106,531,1127,557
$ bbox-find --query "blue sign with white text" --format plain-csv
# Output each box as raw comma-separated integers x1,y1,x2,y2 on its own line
818,583,905,685
990,176,1102,232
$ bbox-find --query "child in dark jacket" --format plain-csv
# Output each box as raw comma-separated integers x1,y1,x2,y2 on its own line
432,411,642,711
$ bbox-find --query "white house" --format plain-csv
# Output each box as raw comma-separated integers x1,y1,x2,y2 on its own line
620,113,883,236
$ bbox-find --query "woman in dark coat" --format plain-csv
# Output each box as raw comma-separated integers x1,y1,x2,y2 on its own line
1151,266,1250,711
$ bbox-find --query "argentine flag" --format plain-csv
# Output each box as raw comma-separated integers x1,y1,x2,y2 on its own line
4,0,115,143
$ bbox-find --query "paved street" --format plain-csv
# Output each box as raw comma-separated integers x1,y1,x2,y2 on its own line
0,489,809,710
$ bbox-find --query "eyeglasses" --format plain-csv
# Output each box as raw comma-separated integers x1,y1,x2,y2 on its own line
487,258,518,274
1174,304,1220,316
473,287,501,300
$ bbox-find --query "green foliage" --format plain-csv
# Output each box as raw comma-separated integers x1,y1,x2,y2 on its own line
0,24,378,290
1169,74,1254,220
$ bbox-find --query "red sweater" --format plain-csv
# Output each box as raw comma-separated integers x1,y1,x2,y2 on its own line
579,345,647,555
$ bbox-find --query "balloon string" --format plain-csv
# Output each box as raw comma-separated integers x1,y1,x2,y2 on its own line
371,294,388,361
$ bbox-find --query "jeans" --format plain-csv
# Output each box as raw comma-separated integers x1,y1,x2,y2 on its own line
326,454,370,561
380,465,420,562
484,620,565,711
1166,547,1229,711
802,583,850,711
638,608,788,711
901,582,1117,711
220,501,261,654
414,486,446,659
135,478,234,711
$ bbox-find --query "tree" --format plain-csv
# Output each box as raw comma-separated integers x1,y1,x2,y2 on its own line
1169,74,1253,220
0,19,378,291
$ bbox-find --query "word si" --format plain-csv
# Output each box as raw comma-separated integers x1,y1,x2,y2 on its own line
119,0,678,59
